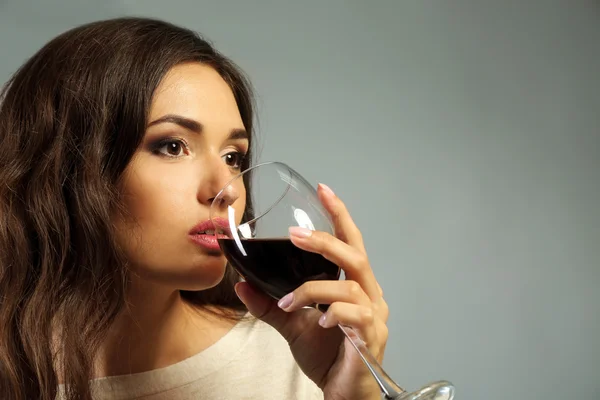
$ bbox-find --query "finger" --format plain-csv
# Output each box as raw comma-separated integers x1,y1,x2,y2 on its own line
317,183,365,252
317,302,383,355
277,280,371,312
235,282,318,350
234,281,290,329
289,227,381,301
372,296,390,324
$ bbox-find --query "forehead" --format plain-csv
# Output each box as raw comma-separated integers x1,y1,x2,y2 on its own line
149,63,244,130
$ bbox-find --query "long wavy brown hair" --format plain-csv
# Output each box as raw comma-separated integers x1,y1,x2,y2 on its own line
0,17,255,400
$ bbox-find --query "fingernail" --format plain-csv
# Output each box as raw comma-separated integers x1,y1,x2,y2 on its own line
234,283,246,304
318,313,328,327
318,183,335,197
277,292,294,310
289,226,312,238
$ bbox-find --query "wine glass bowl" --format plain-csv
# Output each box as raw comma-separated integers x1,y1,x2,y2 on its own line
209,161,340,302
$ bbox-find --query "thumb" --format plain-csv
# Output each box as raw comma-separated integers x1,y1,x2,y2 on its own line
234,282,291,333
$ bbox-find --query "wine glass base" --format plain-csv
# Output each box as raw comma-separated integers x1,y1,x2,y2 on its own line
393,381,455,400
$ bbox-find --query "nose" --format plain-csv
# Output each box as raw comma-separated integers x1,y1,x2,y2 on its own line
201,156,240,209
209,182,239,211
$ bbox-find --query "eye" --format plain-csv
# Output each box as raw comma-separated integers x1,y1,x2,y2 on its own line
152,138,189,158
222,152,246,170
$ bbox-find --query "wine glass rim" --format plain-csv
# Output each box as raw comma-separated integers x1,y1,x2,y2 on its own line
211,160,294,223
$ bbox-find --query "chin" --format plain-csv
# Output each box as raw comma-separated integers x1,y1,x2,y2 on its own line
176,257,229,291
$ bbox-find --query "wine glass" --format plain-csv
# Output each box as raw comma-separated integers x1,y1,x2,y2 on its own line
209,161,455,400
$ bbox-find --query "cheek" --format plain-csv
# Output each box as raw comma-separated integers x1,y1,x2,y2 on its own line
113,164,193,257
121,165,192,222
128,185,184,223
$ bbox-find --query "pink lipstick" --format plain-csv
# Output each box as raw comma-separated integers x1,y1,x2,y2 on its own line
188,218,229,252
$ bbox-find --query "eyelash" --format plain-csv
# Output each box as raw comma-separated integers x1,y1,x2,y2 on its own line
222,151,247,170
151,137,247,170
151,137,190,158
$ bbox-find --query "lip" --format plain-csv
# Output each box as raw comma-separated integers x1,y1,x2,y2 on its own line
189,217,231,234
188,218,230,252
188,233,227,252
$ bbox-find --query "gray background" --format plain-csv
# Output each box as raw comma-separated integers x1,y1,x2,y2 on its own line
1,1,598,399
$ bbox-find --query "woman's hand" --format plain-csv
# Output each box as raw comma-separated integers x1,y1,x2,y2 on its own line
235,183,389,400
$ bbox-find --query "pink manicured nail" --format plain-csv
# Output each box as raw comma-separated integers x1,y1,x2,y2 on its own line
278,292,294,310
289,226,312,238
318,183,335,197
318,313,328,327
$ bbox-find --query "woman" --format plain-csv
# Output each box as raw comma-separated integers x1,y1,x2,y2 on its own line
0,17,389,400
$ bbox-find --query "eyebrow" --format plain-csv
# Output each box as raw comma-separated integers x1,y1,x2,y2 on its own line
147,114,248,140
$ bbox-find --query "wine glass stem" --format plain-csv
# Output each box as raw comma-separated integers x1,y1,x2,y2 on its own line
337,324,407,399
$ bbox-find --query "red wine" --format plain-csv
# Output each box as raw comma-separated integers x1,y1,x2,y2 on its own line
218,238,341,300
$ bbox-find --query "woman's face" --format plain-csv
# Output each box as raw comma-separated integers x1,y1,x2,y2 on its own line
114,63,248,291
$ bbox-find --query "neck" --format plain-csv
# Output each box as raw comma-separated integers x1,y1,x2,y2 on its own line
95,277,240,378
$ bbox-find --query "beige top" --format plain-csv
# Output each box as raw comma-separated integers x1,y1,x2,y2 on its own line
57,314,323,400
